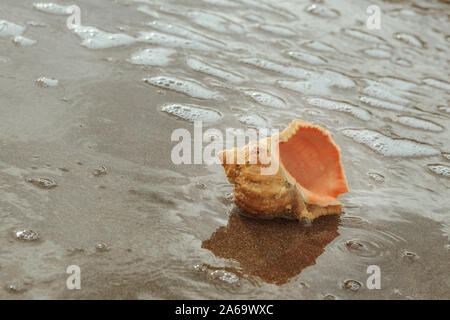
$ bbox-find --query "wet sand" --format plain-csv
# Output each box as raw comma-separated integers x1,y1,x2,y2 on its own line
0,0,449,299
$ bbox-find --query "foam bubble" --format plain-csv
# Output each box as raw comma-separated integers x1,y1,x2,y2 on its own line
427,164,450,178
306,97,371,120
244,90,287,109
161,104,222,123
187,11,245,34
394,32,425,48
423,78,450,91
143,76,223,100
305,4,340,18
342,129,440,157
12,35,37,46
394,116,443,132
33,2,72,15
73,25,136,49
201,0,240,7
138,31,214,51
137,5,160,18
129,48,176,66
240,57,312,79
36,77,59,87
259,24,296,36
343,28,385,44
302,40,336,53
0,20,25,37
362,81,411,105
238,114,269,128
187,57,245,84
286,50,327,65
393,58,412,67
359,96,407,112
362,48,391,59
148,21,226,49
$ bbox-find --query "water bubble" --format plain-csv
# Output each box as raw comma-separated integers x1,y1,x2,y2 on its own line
27,177,57,189
423,78,450,91
144,76,223,100
367,171,385,182
426,164,450,178
401,250,419,262
305,97,371,121
302,40,336,53
342,28,385,44
305,4,340,18
286,50,327,65
161,103,222,123
394,116,443,132
129,48,176,67
93,165,107,177
362,48,391,59
187,57,245,84
342,129,440,157
35,76,58,87
15,229,40,241
0,20,25,37
259,24,296,36
33,2,73,15
244,90,287,109
393,32,425,48
95,242,110,252
12,36,36,46
343,279,362,292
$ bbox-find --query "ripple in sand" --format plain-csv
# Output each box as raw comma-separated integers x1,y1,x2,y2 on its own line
393,32,425,48
305,97,371,121
129,48,176,66
143,76,223,100
427,164,450,178
342,129,440,157
342,28,385,44
393,116,443,132
202,213,339,285
161,103,222,123
0,20,25,37
187,57,245,84
305,4,340,18
244,90,287,109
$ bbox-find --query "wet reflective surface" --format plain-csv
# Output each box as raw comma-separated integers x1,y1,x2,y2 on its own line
0,0,449,299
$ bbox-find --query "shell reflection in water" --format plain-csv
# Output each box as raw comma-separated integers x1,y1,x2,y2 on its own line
202,211,339,285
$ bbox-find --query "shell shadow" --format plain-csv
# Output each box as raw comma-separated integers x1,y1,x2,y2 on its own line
202,211,340,285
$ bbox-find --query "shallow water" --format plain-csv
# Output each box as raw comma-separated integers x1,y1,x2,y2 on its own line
0,0,449,299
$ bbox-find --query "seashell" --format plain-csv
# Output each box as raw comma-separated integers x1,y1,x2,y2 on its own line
219,119,348,220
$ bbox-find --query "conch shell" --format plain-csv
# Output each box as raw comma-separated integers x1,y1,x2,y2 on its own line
219,119,348,221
